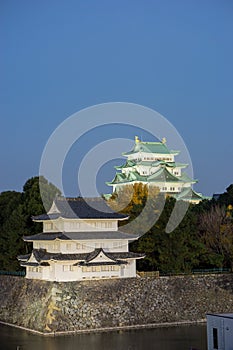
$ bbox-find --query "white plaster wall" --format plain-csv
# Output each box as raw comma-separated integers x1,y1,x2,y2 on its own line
63,219,118,232
52,263,82,282
34,241,61,252
80,267,121,280
33,239,129,254
58,239,128,254
43,220,63,232
115,181,187,194
26,267,43,280
50,263,130,282
135,165,150,175
42,266,51,280
26,259,137,282
127,152,175,163
102,240,128,252
148,182,182,193
124,260,136,278
170,168,181,176
44,219,118,233
140,152,174,162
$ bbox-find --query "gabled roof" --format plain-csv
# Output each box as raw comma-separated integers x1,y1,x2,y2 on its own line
108,167,195,186
174,188,210,202
115,160,137,169
115,159,188,170
23,232,70,241
23,230,139,241
18,253,31,261
107,170,146,185
147,167,180,182
80,248,123,265
122,141,179,156
32,197,128,221
147,167,192,183
179,172,197,184
18,248,145,266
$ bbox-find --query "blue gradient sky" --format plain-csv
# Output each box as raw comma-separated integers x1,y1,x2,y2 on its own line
1,0,233,197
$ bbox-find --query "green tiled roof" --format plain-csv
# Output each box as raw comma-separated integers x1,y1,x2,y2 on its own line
179,173,197,184
174,162,188,169
147,168,183,183
107,168,195,186
115,160,137,169
107,171,146,185
122,141,179,156
174,188,210,201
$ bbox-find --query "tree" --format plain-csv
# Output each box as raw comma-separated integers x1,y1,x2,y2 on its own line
0,191,22,227
108,183,163,235
21,176,61,235
217,184,233,207
199,204,233,269
0,176,61,271
0,205,26,271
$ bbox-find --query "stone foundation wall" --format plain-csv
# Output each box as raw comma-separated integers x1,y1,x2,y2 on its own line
1,274,233,333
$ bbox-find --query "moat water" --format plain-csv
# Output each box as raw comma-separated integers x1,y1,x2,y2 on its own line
0,323,207,350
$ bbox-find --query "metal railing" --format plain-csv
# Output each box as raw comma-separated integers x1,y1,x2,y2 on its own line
191,267,231,274
137,271,160,278
138,268,231,278
0,270,26,277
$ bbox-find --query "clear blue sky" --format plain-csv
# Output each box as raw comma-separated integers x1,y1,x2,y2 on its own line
1,0,233,197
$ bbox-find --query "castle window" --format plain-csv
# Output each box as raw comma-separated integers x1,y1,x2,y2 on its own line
45,222,53,230
70,222,80,229
101,266,109,271
32,267,39,273
92,266,101,272
111,265,119,271
101,222,112,228
63,265,73,272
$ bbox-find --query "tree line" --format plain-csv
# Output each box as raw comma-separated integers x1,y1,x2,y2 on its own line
108,183,233,273
0,176,233,274
0,176,60,271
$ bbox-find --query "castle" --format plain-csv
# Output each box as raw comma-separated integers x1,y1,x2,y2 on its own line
107,136,206,204
18,197,144,282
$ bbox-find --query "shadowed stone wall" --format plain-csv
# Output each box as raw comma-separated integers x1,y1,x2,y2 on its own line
1,274,233,333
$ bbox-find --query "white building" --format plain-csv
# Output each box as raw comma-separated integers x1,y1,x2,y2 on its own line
18,197,144,282
206,313,233,350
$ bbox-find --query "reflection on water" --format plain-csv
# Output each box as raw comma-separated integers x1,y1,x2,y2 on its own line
0,323,207,350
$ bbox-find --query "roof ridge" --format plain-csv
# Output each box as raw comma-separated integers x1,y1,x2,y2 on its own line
140,141,162,144
57,196,105,202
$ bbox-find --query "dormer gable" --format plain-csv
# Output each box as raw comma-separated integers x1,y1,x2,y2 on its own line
83,248,121,265
48,200,60,215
